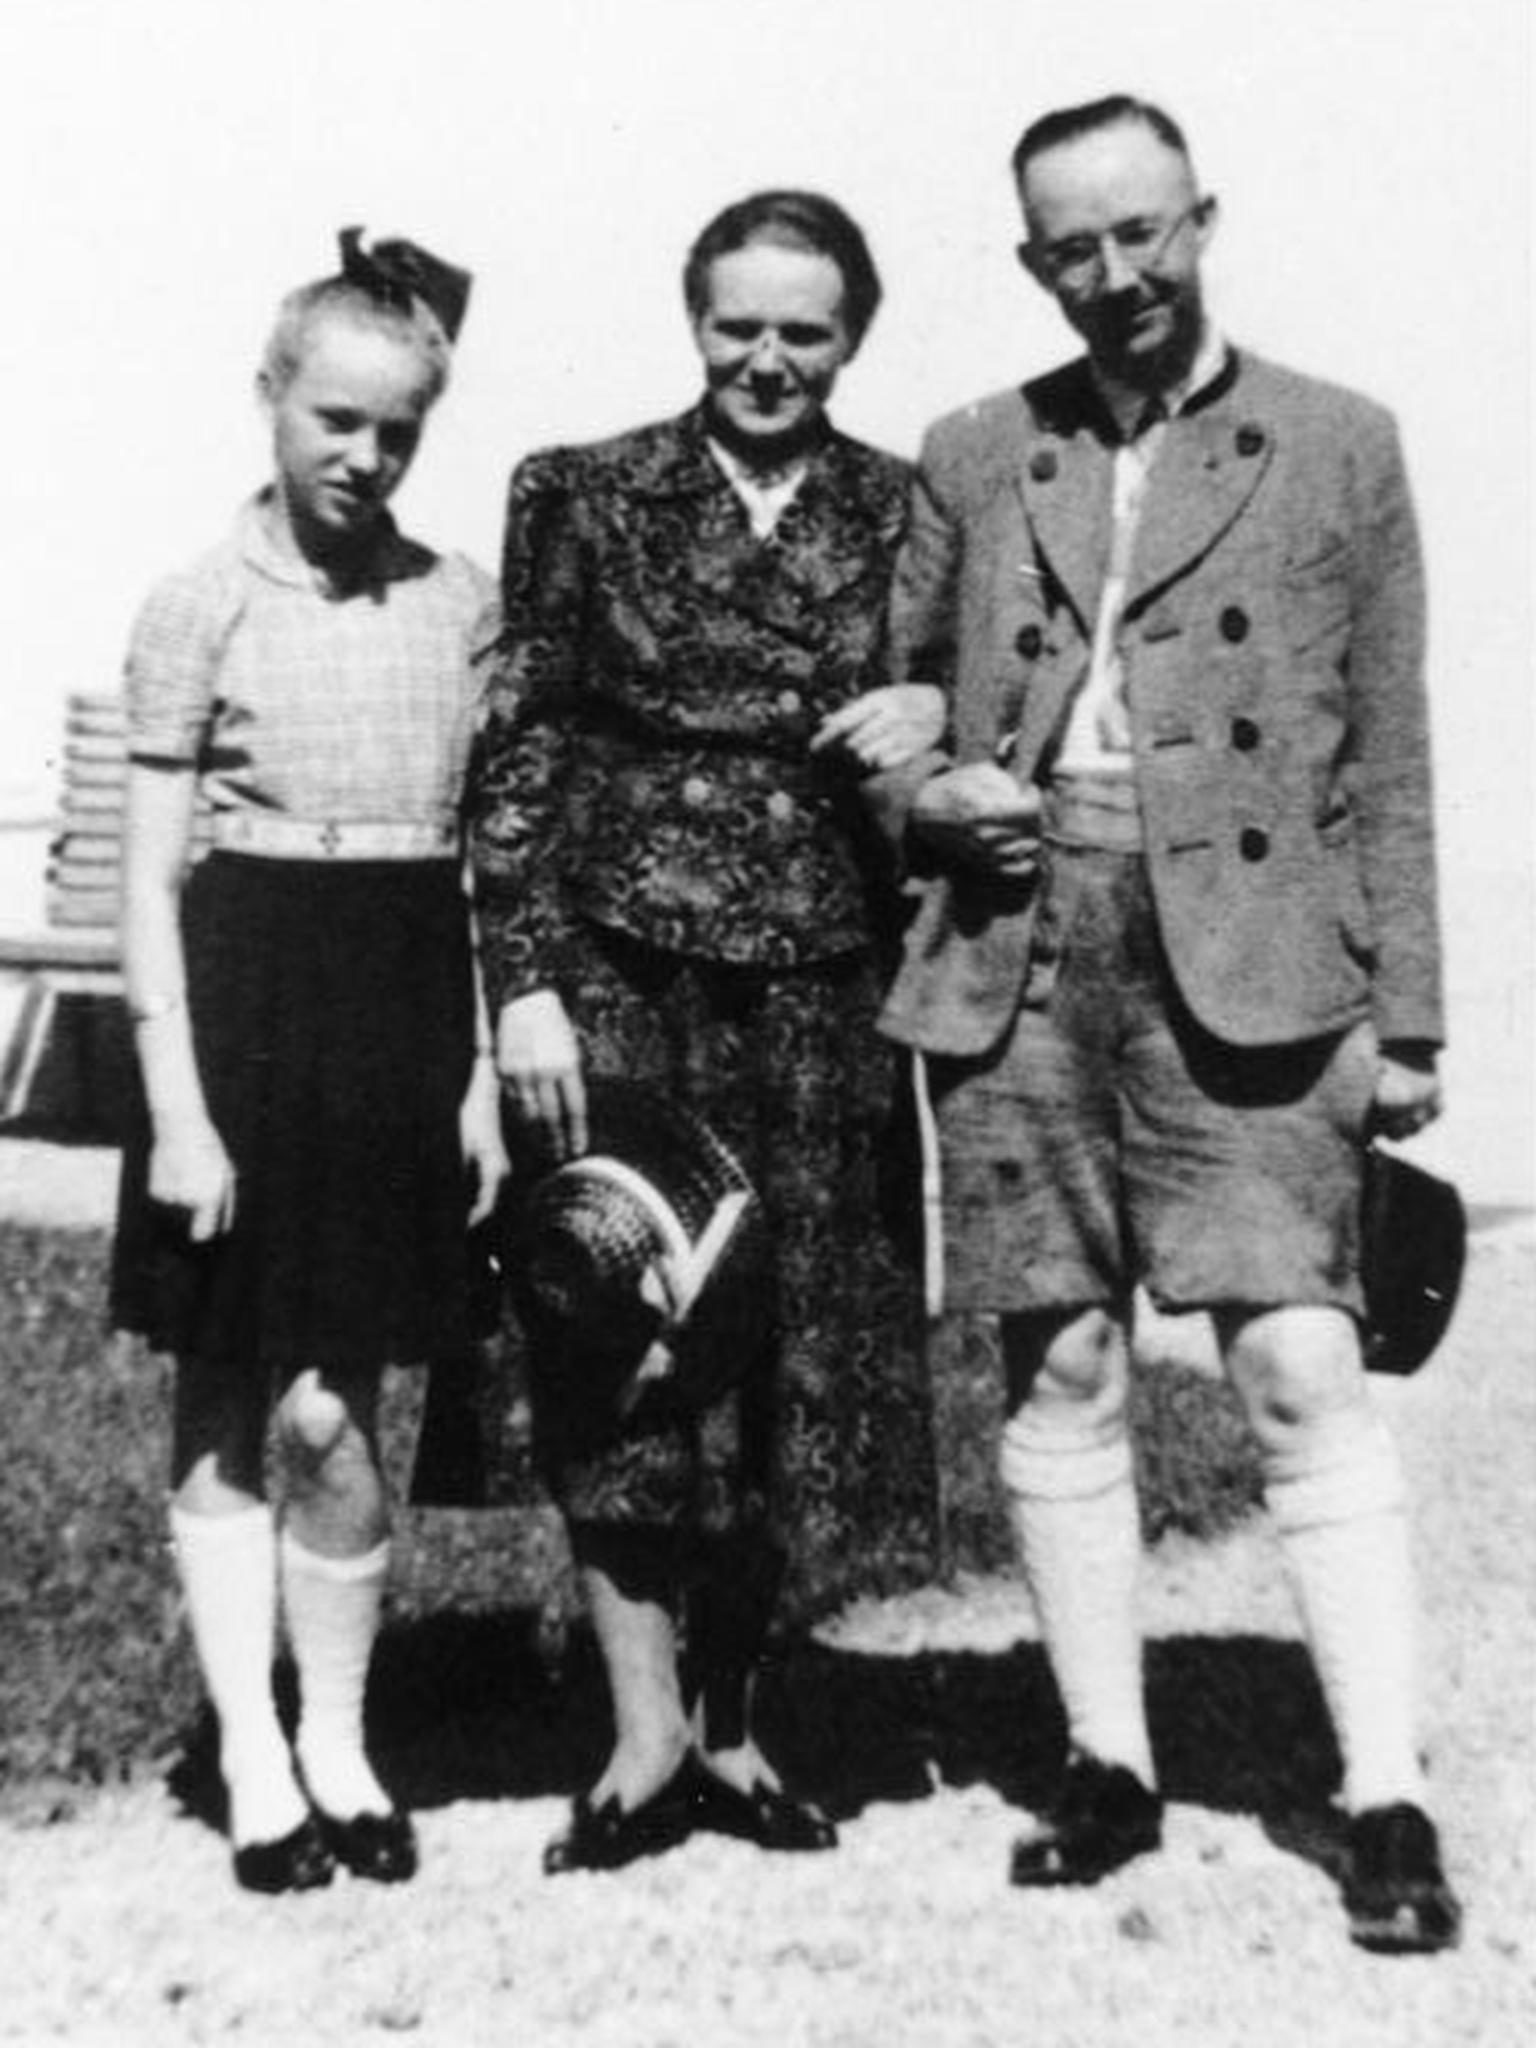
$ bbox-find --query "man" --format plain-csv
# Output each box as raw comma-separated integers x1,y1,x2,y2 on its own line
878,95,1459,1953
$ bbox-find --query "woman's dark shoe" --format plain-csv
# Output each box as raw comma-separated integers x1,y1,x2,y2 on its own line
1009,1755,1163,1887
318,1807,419,1885
1343,1803,1462,1954
232,1813,336,1895
690,1766,839,1852
543,1764,695,1875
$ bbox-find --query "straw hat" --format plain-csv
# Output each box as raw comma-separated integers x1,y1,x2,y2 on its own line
504,1079,771,1420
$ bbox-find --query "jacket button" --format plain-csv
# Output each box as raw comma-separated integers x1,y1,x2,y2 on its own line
682,775,711,807
1029,449,1058,482
766,790,795,823
1231,716,1260,751
777,689,803,715
1219,605,1250,643
1015,624,1043,660
1236,424,1266,456
1239,826,1269,861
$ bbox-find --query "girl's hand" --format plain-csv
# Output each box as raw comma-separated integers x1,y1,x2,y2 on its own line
460,1055,511,1225
810,684,947,770
495,989,588,1160
149,1115,237,1242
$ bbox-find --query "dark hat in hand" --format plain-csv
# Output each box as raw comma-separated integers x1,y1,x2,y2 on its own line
1359,1145,1467,1376
505,1079,771,1423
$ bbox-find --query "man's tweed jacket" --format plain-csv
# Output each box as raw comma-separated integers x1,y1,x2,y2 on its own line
875,349,1443,1058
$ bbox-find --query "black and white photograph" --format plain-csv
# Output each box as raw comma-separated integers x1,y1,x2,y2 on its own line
0,1,1530,2042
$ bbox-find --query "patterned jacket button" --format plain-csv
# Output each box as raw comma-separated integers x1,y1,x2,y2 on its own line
1239,826,1269,861
1015,624,1044,660
1219,605,1250,643
1231,716,1260,751
682,775,711,807
766,790,795,823
1029,449,1058,482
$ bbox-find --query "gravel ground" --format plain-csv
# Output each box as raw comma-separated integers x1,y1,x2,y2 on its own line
0,1145,1531,2048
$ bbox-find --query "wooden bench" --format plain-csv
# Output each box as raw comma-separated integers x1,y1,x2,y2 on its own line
0,693,208,1124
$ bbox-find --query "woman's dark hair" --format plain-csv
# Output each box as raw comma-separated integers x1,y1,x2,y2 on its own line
682,189,883,348
1011,94,1192,190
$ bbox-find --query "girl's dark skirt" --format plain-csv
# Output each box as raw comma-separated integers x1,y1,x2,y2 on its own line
111,852,482,1380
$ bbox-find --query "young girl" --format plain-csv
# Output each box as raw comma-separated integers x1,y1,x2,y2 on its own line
111,233,507,1894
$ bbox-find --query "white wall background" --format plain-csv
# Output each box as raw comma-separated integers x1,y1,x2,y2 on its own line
0,0,1530,1199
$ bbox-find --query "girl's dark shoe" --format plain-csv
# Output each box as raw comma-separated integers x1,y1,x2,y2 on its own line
232,1813,336,1895
543,1764,695,1875
690,1767,839,1852
318,1807,419,1884
1343,1803,1462,1954
1009,1755,1163,1887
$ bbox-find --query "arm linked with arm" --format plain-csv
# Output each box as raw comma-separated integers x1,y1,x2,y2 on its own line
868,434,1041,880
860,442,963,865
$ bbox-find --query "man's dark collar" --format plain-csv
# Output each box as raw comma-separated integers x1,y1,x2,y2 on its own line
1088,326,1235,439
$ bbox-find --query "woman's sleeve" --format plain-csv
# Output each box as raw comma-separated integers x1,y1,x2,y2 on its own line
466,450,590,1012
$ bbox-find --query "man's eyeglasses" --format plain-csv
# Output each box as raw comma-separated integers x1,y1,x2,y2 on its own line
1030,199,1211,291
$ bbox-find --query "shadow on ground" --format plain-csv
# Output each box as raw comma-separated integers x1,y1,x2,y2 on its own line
167,1614,1342,1861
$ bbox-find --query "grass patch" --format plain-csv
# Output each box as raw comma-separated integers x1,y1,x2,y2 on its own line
0,1227,197,1787
0,1220,1261,1792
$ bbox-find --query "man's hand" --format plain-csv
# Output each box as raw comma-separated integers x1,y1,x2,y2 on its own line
495,988,588,1159
909,762,1042,877
1369,1046,1443,1142
811,684,946,771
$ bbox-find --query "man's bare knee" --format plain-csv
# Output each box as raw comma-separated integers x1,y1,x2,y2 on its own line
1004,1306,1128,1414
1219,1305,1365,1445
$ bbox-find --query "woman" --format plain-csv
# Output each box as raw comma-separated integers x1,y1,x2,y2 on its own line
470,190,943,1871
111,233,507,1894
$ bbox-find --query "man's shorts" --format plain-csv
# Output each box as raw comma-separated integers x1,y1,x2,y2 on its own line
929,845,1376,1317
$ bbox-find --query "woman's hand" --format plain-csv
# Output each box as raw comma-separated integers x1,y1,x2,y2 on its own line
460,1055,512,1224
495,989,588,1159
149,1113,237,1242
811,684,946,771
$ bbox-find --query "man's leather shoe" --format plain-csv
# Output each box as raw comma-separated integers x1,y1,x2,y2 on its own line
1009,1755,1163,1887
232,1814,335,1895
318,1807,419,1885
543,1764,695,1875
690,1767,838,1852
1343,1802,1462,1954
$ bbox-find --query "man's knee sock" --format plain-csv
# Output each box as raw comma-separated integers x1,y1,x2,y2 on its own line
280,1532,392,1820
170,1503,307,1847
1264,1408,1426,1812
1001,1405,1154,1785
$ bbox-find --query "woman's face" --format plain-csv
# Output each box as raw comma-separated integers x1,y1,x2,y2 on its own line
263,315,436,554
693,240,854,449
